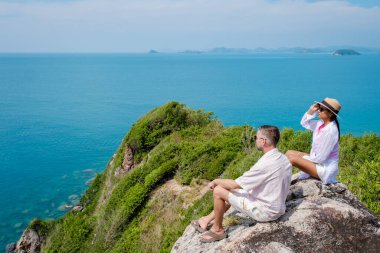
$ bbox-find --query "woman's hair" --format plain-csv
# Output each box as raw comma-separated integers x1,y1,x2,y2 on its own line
330,114,341,140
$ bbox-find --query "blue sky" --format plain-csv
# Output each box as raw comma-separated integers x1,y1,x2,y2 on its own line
0,0,379,52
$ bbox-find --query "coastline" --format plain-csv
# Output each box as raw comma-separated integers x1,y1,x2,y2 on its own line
7,102,380,252
1,53,380,249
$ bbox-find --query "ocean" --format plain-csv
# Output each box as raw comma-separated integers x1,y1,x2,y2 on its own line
0,53,379,248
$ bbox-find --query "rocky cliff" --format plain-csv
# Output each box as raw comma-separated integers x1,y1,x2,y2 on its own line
172,175,380,253
8,102,380,253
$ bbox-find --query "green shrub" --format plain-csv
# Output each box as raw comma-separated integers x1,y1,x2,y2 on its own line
80,173,105,214
175,126,244,184
338,161,380,213
338,133,380,214
144,160,178,189
278,128,312,153
125,101,212,163
222,150,262,179
160,192,214,253
105,144,178,214
29,218,53,238
101,183,149,249
43,213,94,253
109,217,143,253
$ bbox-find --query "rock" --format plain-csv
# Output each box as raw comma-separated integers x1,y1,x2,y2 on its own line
286,179,321,201
58,203,72,211
114,166,122,177
72,205,84,212
6,243,16,253
14,228,44,253
82,169,95,174
85,177,95,186
114,144,135,177
262,242,294,253
172,178,380,253
122,145,134,171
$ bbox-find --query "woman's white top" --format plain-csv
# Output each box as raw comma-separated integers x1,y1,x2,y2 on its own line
299,112,339,184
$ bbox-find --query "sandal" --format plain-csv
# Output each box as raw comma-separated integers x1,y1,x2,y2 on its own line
200,230,228,243
191,220,207,233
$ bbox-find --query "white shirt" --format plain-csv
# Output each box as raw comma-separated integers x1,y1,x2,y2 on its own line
235,148,292,220
301,112,339,163
300,112,340,184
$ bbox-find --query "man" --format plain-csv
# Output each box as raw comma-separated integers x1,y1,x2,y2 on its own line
191,125,292,243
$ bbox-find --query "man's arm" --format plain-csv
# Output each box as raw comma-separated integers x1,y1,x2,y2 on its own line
208,179,242,191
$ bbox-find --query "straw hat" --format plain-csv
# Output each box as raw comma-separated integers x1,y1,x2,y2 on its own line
315,98,341,117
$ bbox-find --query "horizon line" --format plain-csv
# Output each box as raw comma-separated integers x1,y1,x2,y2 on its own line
1,45,380,54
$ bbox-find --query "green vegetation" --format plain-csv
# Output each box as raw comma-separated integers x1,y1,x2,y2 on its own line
29,218,53,238
30,102,378,253
124,101,212,163
337,134,380,213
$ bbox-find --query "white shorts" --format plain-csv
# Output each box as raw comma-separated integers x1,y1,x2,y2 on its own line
299,156,338,184
228,189,271,222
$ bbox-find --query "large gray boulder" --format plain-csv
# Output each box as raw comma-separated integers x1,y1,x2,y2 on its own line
13,228,43,253
172,178,380,253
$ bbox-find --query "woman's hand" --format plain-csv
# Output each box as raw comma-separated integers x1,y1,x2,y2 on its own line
307,103,319,115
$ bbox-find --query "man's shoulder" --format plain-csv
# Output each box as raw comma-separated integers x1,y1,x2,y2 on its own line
263,148,284,159
265,149,291,166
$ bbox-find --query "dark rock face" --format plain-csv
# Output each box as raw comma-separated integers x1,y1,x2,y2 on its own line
172,177,380,253
72,205,84,212
14,228,45,253
6,243,16,253
114,144,135,177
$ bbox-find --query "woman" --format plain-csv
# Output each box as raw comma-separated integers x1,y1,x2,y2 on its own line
286,98,341,184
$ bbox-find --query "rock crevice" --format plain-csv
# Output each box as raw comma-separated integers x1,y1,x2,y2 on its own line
114,144,135,177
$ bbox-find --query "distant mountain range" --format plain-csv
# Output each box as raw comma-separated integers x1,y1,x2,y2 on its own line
149,46,380,54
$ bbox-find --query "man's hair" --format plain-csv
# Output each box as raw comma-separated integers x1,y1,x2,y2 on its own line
258,125,280,146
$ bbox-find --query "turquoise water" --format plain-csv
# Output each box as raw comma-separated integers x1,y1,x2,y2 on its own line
0,53,379,248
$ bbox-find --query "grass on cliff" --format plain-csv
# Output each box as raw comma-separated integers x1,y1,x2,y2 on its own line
38,102,379,253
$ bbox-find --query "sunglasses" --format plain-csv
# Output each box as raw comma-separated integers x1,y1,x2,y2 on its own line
254,135,266,141
317,104,327,112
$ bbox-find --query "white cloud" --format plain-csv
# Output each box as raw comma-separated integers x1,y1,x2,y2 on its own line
0,0,379,52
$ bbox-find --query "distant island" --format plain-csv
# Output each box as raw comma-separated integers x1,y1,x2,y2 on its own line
179,50,203,54
168,46,379,55
145,47,380,55
333,49,361,56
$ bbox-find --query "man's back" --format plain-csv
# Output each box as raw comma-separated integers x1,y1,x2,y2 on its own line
235,148,292,220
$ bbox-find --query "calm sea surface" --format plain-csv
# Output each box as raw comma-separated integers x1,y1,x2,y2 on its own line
0,53,379,248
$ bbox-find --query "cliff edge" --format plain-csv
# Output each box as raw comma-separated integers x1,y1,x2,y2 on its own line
8,102,380,253
172,176,380,253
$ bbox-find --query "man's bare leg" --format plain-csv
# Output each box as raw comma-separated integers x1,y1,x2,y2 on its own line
197,204,230,231
201,186,230,240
